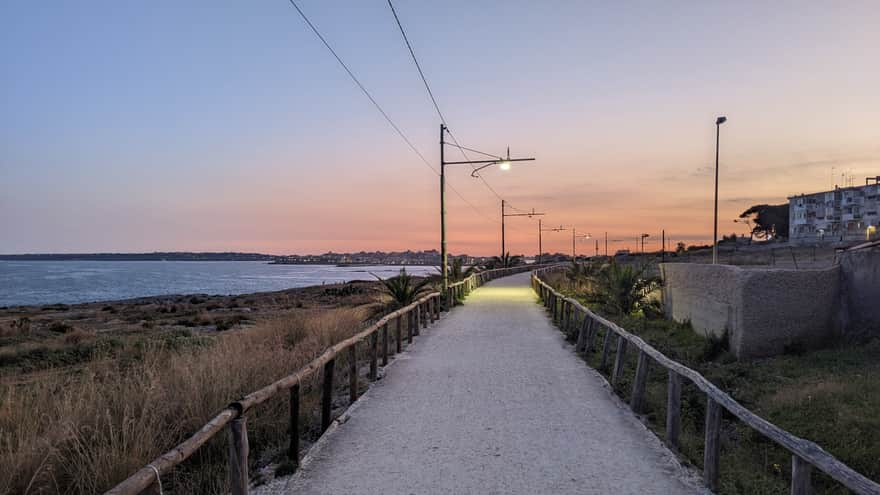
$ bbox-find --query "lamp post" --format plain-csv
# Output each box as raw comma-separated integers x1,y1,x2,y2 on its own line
502,202,544,258
712,116,727,264
538,219,562,264
573,230,591,260
440,124,535,290
640,233,650,253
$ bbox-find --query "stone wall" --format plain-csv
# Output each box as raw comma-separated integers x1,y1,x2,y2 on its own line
837,248,880,340
660,263,840,359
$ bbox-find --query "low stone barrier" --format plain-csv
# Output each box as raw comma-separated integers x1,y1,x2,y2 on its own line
660,263,840,359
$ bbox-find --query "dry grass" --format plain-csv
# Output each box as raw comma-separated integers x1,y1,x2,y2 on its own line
0,306,368,495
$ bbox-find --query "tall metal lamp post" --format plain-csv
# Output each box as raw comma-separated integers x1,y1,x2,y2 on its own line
440,124,535,290
712,116,727,264
573,230,591,259
502,202,544,258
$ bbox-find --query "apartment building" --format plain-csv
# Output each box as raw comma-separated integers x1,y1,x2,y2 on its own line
789,176,880,244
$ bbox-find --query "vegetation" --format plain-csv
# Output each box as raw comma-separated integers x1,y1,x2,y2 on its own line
739,203,789,240
484,252,524,269
540,270,880,494
442,257,477,283
373,268,433,309
561,259,660,317
0,307,369,495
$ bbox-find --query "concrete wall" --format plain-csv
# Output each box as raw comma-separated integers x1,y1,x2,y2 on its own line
838,248,880,340
660,263,840,359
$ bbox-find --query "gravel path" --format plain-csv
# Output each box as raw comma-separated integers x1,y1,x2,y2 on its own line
257,272,704,495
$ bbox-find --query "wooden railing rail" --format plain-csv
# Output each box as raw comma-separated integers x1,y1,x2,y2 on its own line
106,264,535,495
531,266,880,495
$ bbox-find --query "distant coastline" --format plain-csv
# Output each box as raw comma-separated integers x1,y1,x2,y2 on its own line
0,252,274,262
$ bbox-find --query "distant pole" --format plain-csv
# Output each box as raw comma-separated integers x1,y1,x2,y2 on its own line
501,199,506,256
572,229,576,259
713,116,727,264
662,229,666,262
440,124,448,290
605,232,608,257
595,239,599,257
538,218,542,264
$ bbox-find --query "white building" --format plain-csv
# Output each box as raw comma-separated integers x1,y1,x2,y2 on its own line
789,176,880,244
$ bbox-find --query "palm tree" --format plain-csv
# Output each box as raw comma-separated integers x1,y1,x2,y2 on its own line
594,261,660,315
438,257,477,283
373,268,433,309
486,252,524,269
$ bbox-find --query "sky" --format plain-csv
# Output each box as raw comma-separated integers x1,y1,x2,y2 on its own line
2,1,879,256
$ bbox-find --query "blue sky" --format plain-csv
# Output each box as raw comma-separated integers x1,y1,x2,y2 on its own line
2,1,878,254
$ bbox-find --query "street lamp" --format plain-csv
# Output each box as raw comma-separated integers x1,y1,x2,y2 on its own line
640,233,650,253
440,125,535,290
573,230,591,259
712,116,727,264
502,202,544,260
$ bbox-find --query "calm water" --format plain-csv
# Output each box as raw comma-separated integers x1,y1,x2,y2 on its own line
0,261,436,307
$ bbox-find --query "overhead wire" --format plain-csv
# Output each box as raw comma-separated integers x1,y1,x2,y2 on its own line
386,0,519,209
285,0,500,225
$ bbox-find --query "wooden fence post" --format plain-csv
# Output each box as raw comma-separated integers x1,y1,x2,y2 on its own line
585,318,597,353
407,311,414,343
600,326,613,370
446,287,453,309
395,316,403,354
382,323,389,366
704,396,722,491
288,384,300,466
791,455,813,495
666,370,681,450
369,332,378,381
422,302,428,329
348,346,358,404
413,305,421,336
321,358,335,432
228,417,249,495
611,335,627,387
575,316,590,352
630,350,649,413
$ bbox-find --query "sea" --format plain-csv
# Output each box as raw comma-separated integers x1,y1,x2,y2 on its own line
0,261,437,307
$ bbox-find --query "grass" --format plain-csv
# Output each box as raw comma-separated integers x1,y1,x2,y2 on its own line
0,306,371,495
541,271,880,494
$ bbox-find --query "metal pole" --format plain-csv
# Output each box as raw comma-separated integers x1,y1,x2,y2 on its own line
440,124,448,290
662,229,666,262
538,219,542,264
604,231,608,257
501,199,505,256
712,121,720,265
572,229,576,259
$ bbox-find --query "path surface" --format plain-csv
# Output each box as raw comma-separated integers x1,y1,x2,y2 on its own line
259,272,702,495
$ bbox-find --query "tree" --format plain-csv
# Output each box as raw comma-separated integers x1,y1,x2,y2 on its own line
739,204,789,240
485,252,524,269
373,268,433,309
594,261,661,316
675,242,686,255
437,257,476,283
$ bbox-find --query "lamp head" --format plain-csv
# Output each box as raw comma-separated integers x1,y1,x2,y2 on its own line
498,160,511,171
716,116,727,125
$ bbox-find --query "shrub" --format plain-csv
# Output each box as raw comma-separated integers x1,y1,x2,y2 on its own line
373,268,433,309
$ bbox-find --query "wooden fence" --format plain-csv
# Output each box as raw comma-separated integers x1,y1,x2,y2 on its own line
105,264,535,495
531,266,880,495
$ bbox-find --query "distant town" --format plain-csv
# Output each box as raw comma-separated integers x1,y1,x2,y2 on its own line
0,250,500,265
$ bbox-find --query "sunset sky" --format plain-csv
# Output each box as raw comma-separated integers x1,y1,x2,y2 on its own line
2,1,878,256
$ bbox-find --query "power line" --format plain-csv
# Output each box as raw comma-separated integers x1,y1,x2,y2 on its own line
285,0,499,225
386,0,510,206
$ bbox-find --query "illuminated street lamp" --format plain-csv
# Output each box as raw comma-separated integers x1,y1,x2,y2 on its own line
440,125,535,290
